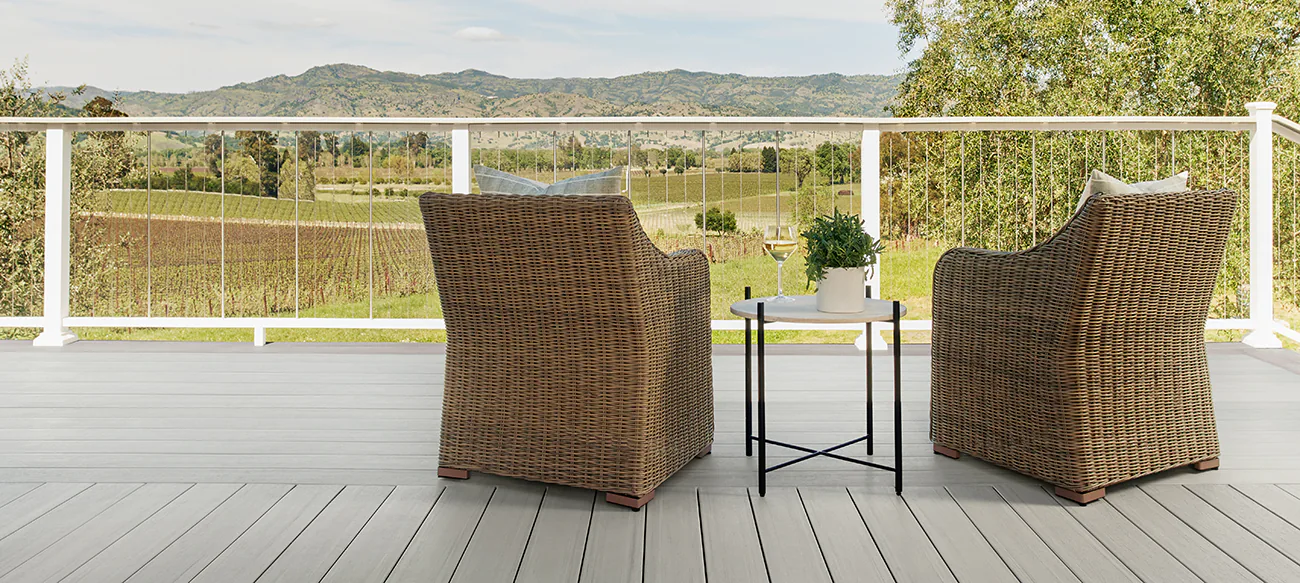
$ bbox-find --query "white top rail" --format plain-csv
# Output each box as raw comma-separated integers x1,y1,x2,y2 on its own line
0,115,1258,133
1273,115,1300,145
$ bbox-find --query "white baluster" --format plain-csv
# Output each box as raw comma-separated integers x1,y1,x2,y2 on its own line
1243,102,1282,348
33,127,78,347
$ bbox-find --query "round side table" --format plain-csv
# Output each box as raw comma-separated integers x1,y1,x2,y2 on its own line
730,288,907,496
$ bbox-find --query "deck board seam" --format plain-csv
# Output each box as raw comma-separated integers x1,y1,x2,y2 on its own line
1055,488,1212,583
844,488,901,583
119,483,247,583
370,486,446,583
794,489,839,583
0,482,145,578
745,488,775,583
310,485,396,583
0,484,40,511
1133,485,1265,583
445,487,497,583
509,487,549,583
62,483,196,583
572,489,598,583
175,483,296,583
0,483,93,544
988,484,1087,582
896,488,960,582
1185,485,1300,570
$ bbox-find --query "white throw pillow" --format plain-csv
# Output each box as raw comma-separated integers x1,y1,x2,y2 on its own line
1077,169,1188,211
474,165,623,195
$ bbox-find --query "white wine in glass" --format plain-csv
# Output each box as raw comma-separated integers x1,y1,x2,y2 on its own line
764,225,797,302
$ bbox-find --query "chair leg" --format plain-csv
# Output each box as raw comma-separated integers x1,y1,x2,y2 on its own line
1191,458,1220,471
933,444,961,459
1055,486,1105,505
437,467,469,480
697,442,713,458
606,490,655,510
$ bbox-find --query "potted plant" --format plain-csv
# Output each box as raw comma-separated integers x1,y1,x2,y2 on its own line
801,209,885,313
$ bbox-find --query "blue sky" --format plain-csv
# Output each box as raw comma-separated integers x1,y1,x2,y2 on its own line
0,0,905,93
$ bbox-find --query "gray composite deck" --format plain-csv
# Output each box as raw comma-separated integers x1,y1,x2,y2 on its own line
0,340,1298,582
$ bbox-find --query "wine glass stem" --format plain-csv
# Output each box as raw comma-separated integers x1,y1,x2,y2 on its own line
776,261,784,297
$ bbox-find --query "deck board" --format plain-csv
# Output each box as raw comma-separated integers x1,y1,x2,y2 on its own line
905,486,1017,583
189,485,342,583
319,486,441,583
0,341,1296,581
450,484,545,583
642,487,705,583
60,484,239,583
255,485,392,583
578,491,647,583
749,487,833,583
0,483,191,583
124,483,292,583
947,485,1081,583
1141,485,1300,583
515,487,594,583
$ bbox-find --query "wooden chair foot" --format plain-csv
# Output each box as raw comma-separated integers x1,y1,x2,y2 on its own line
606,490,655,510
1055,486,1105,505
933,444,961,459
697,442,713,458
437,467,469,480
1191,458,1220,471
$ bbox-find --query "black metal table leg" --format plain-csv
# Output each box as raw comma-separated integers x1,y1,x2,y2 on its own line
894,301,903,495
745,287,752,458
757,301,766,497
866,320,873,456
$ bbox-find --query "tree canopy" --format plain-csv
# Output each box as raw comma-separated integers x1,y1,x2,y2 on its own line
886,0,1300,117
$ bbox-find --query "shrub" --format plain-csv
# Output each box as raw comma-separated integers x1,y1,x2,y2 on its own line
694,207,738,233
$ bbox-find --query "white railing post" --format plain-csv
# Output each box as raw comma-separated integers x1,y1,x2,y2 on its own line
1243,102,1283,348
33,127,79,347
451,126,471,194
857,128,887,351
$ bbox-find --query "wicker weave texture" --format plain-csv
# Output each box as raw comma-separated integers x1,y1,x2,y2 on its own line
931,189,1236,493
419,192,713,497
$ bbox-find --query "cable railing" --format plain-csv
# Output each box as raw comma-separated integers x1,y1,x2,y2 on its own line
0,104,1295,348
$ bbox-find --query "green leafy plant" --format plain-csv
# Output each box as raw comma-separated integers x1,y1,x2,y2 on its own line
800,209,884,286
694,207,738,233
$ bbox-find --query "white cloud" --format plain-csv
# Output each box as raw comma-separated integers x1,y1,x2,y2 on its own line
453,27,510,42
0,0,903,92
508,0,891,24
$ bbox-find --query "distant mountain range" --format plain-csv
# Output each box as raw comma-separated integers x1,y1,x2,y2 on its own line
52,64,902,118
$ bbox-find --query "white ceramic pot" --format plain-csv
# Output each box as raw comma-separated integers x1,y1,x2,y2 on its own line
815,267,866,313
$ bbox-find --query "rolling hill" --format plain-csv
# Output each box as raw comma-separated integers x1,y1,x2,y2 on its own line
52,64,901,118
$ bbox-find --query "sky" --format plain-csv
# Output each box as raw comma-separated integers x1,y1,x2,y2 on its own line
0,0,906,93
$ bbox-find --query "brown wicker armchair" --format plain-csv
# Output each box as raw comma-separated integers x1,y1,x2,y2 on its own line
419,192,713,509
930,189,1237,504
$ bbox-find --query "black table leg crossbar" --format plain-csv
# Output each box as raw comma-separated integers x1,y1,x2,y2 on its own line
743,292,904,497
754,435,898,473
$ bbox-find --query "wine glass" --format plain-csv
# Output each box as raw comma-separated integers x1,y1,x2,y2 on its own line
763,224,797,302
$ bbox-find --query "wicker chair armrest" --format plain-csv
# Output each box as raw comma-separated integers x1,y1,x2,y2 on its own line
932,245,1073,327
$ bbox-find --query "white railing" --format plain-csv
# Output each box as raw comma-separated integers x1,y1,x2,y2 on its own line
0,104,1295,349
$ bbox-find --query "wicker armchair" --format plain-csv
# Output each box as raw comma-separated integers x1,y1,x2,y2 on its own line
930,189,1237,504
419,192,713,509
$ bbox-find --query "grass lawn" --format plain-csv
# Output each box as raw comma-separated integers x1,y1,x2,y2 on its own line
6,238,1294,349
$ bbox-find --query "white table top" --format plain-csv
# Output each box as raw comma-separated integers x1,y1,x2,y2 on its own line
729,295,905,324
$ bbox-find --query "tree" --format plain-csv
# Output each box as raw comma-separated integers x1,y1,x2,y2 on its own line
235,131,280,197
296,130,320,162
0,59,128,329
886,0,1300,117
276,157,317,201
695,207,738,233
761,146,777,173
780,148,813,188
1,58,81,178
203,134,224,177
